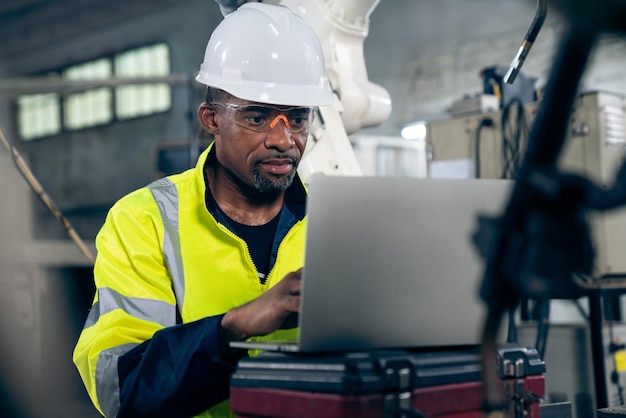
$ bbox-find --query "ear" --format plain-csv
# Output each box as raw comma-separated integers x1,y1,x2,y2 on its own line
198,103,219,135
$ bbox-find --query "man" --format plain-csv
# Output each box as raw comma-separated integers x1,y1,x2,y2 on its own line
73,3,334,417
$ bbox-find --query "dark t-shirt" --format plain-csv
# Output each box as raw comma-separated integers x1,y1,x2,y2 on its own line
224,212,280,283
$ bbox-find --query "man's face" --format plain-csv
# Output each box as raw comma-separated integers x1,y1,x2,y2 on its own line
199,95,312,195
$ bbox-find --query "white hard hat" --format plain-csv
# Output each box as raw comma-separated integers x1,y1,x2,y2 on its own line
196,3,333,107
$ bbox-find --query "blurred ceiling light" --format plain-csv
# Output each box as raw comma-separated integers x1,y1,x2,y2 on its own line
401,122,427,140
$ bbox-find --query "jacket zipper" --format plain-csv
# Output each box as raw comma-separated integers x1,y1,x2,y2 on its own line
216,219,303,293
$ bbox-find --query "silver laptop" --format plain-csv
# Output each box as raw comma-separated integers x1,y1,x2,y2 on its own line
230,175,512,353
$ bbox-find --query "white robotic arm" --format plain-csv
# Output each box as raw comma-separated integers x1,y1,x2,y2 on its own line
212,0,392,181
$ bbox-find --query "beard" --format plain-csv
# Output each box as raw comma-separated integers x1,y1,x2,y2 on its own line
253,164,297,193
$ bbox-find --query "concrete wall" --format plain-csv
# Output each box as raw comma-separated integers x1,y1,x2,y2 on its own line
0,145,96,417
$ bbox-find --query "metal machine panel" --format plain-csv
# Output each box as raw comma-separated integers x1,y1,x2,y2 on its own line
427,111,504,179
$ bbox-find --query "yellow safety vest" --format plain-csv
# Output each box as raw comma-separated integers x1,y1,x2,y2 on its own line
73,144,305,417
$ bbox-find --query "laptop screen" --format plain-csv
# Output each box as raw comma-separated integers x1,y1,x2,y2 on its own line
297,176,512,352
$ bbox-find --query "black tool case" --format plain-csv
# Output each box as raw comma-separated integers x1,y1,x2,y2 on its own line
230,343,545,418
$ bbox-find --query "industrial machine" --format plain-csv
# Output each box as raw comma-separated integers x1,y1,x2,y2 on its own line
427,90,626,278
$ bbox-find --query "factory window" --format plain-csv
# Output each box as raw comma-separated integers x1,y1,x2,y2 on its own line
115,43,171,120
16,43,171,140
17,93,61,140
63,58,113,130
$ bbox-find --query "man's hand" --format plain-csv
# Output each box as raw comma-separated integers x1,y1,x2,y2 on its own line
221,269,302,342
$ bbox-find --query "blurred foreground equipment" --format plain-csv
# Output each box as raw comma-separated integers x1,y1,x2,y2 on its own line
474,0,626,413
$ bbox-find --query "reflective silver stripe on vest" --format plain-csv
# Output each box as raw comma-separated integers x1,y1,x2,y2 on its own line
148,177,186,313
96,343,138,418
84,287,177,330
88,287,176,417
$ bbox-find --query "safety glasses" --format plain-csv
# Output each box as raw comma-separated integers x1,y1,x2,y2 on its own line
211,102,315,133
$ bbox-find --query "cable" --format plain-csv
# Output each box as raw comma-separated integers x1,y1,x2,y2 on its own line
605,292,626,406
480,304,507,416
503,0,548,84
500,98,530,179
474,117,495,178
506,307,518,343
534,296,550,360
608,322,626,405
571,299,590,322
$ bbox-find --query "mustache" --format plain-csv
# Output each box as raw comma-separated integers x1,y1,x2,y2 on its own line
256,153,299,165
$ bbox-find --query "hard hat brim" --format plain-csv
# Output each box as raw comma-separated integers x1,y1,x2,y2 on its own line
196,73,334,107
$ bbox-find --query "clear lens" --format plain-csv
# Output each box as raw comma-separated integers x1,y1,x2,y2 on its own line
212,102,314,133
